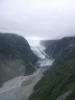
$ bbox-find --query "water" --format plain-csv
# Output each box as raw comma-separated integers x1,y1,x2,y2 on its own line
0,69,43,100
0,41,54,100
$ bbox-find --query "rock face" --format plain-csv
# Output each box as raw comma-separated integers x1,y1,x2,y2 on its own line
0,33,38,86
41,37,75,60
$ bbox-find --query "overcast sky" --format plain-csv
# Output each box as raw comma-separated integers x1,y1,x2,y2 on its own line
0,0,75,40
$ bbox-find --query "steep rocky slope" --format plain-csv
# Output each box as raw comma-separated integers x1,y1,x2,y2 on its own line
41,37,75,59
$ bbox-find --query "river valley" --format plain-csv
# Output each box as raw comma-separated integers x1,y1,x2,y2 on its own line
0,41,54,100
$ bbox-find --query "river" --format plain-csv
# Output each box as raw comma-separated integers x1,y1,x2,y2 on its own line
0,69,43,100
0,41,54,100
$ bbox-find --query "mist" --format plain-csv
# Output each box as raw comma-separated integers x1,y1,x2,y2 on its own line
0,0,75,39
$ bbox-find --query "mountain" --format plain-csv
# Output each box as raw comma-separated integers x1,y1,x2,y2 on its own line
41,37,75,60
29,36,75,100
0,33,38,86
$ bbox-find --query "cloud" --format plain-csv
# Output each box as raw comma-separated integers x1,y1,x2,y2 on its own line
0,0,75,39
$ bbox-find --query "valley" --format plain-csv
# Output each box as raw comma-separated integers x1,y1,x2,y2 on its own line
0,34,75,100
0,34,54,100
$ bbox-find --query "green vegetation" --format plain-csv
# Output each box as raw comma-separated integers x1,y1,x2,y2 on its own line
29,37,75,100
0,33,38,86
29,57,75,100
66,90,75,100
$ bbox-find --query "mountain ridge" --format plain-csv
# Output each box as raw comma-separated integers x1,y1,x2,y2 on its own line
0,33,38,86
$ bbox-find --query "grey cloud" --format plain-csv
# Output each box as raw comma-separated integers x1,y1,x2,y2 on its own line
0,0,75,39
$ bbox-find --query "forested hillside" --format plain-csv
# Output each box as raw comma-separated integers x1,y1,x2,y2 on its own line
0,33,38,86
29,37,75,100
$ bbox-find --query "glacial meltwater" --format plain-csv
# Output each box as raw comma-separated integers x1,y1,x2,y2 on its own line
0,41,54,100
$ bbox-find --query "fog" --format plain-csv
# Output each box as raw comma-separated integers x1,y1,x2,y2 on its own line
0,0,75,39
